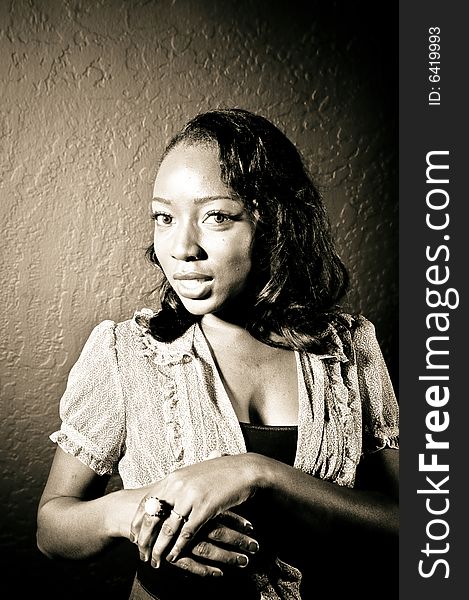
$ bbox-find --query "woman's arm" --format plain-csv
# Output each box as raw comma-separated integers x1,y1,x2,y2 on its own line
37,448,258,575
266,447,398,541
36,448,142,559
134,447,398,566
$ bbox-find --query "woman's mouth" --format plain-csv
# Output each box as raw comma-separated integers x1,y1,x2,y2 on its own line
173,272,213,299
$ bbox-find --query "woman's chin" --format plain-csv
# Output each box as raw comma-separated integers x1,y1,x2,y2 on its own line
178,296,218,316
175,288,249,321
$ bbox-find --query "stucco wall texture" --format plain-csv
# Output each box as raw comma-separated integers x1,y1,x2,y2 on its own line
1,0,397,597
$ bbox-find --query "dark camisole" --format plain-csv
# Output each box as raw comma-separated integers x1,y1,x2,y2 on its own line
239,422,298,466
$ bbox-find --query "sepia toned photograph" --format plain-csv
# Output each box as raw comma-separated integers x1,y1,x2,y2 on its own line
1,1,399,598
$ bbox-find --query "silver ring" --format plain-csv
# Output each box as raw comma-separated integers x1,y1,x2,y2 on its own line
171,509,188,522
144,496,171,518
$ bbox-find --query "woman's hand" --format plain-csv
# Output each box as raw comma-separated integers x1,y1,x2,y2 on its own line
155,511,259,577
130,453,263,570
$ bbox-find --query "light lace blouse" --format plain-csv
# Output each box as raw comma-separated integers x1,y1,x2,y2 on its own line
50,308,399,598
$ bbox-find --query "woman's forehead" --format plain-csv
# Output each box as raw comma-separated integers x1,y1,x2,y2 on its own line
153,143,230,201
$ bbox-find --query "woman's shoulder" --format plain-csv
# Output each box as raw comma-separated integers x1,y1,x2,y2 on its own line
88,307,194,343
326,310,373,328
310,310,372,361
79,308,163,354
77,309,192,371
90,308,161,338
114,307,195,360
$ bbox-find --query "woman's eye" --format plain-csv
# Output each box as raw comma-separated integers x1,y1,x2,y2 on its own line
152,212,173,226
203,212,232,224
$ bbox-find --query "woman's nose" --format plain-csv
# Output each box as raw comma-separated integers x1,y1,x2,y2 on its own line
171,222,205,261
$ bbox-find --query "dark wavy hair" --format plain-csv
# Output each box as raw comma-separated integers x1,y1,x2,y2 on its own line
146,108,349,350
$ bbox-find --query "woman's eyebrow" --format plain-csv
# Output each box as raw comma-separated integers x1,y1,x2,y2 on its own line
152,195,238,205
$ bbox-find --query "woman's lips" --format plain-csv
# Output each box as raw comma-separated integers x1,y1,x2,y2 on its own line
173,272,212,281
173,272,213,299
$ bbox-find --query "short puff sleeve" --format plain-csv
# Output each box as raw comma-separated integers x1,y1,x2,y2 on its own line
50,320,125,475
353,316,399,454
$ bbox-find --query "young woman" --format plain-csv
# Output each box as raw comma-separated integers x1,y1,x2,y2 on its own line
37,109,399,599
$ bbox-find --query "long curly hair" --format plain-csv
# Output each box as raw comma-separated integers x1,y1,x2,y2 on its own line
146,108,349,350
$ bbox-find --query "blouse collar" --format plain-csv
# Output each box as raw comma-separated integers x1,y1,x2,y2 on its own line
132,307,354,364
133,308,197,365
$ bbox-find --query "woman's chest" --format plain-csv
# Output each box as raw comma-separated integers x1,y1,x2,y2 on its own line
210,346,300,425
119,352,363,488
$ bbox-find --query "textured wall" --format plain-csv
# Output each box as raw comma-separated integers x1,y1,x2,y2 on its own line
0,0,397,597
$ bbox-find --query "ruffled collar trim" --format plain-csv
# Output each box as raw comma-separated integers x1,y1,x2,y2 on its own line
133,308,197,365
132,307,356,364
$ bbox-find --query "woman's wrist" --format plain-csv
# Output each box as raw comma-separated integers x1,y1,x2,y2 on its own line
243,452,278,492
102,488,143,539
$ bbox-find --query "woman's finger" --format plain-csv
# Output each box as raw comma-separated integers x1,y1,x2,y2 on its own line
171,556,223,578
130,494,157,543
206,523,259,555
137,512,165,562
164,509,255,563
191,539,250,568
217,510,254,533
151,510,189,568
163,516,199,564
133,496,172,561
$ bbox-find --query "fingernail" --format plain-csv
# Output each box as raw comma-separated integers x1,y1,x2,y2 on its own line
166,553,176,563
140,553,148,562
244,522,254,533
236,554,249,567
151,559,160,569
212,570,224,577
248,541,259,553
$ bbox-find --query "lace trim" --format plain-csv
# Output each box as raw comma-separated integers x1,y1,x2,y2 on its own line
133,309,192,464
134,308,194,363
253,558,302,599
50,427,116,475
365,433,400,454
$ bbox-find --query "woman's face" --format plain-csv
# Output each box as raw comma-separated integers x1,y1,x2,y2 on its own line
152,143,257,317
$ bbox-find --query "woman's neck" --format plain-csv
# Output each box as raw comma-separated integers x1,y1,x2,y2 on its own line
201,314,280,357
200,313,253,345
200,313,288,354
